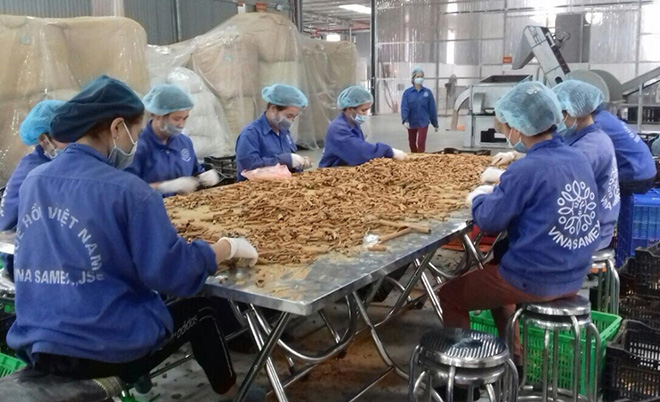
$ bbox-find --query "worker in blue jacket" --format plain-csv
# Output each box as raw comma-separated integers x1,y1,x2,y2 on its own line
592,103,656,195
554,80,620,251
7,76,263,402
439,82,600,369
319,86,407,167
235,84,312,181
125,84,220,196
401,66,438,153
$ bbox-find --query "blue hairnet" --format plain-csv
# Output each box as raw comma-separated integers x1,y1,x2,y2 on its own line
143,84,194,116
494,81,562,136
553,80,604,117
19,100,65,146
261,84,308,108
412,66,424,77
337,86,374,109
50,75,145,143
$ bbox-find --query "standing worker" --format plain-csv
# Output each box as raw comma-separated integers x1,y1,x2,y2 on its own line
7,76,263,401
235,84,312,181
553,80,620,250
440,82,600,374
126,84,220,196
401,67,439,153
319,86,407,167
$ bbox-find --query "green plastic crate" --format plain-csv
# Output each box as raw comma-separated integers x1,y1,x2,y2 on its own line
470,310,622,395
0,352,26,377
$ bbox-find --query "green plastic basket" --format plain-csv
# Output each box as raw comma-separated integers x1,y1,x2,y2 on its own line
0,352,26,378
470,310,622,395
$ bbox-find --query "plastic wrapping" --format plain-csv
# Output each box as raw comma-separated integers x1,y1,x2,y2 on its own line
240,164,292,182
0,15,149,186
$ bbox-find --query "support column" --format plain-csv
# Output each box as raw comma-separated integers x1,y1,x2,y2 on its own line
370,0,377,114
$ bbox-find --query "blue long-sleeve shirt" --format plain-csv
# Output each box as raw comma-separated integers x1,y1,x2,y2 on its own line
235,114,299,182
401,86,438,129
318,113,394,167
7,144,217,364
593,106,656,182
125,120,203,188
472,137,600,297
0,146,51,231
564,124,620,250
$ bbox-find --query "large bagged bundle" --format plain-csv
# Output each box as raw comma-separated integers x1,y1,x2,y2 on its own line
325,41,359,92
0,100,31,185
230,13,299,63
221,96,258,142
167,67,233,158
146,40,194,86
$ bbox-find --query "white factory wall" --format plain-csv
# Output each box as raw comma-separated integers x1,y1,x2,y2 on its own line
376,0,660,115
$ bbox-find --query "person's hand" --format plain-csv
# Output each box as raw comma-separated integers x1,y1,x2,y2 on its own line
291,153,306,169
302,156,313,169
403,122,410,129
198,169,221,187
491,151,522,167
392,148,408,161
434,126,439,133
156,177,200,195
218,237,259,267
480,167,505,184
466,185,495,207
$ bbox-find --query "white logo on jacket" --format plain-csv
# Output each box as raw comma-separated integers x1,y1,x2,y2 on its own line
548,180,600,250
181,148,191,162
601,159,621,211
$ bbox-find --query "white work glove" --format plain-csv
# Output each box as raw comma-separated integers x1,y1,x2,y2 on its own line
491,151,523,167
220,237,259,267
403,122,410,129
466,185,495,207
156,177,200,195
392,148,408,161
198,169,221,187
291,153,312,169
480,167,505,184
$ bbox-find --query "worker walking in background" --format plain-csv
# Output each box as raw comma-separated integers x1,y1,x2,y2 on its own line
440,82,600,375
235,84,312,182
319,86,407,167
8,76,263,402
554,80,620,250
126,84,220,197
401,67,439,153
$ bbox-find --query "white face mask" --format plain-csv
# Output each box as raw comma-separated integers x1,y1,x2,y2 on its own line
108,121,137,170
414,77,424,85
160,120,184,137
42,138,62,160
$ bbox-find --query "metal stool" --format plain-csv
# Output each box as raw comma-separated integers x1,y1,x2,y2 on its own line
409,328,518,402
590,249,619,314
507,295,601,402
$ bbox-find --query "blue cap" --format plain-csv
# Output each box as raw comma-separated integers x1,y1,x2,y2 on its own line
261,84,308,108
494,81,562,136
412,66,424,77
20,100,65,146
553,80,604,118
337,86,374,109
143,84,194,116
50,75,144,143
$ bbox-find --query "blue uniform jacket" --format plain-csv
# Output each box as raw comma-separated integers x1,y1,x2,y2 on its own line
7,144,216,364
401,86,438,129
472,137,600,297
0,146,50,231
593,106,656,182
235,114,299,182
564,124,620,250
318,113,394,168
125,120,203,189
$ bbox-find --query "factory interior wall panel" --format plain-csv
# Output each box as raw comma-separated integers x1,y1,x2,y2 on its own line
124,0,176,46
0,0,91,18
177,0,238,42
481,39,504,65
589,8,638,64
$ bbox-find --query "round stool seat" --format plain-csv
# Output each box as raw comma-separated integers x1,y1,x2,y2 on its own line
592,248,615,263
419,328,509,369
525,295,591,317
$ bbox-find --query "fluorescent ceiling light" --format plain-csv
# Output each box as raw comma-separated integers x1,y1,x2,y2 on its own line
326,33,341,42
339,4,371,14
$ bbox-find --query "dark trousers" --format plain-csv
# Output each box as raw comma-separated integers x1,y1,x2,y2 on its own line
32,297,236,395
619,177,655,196
407,126,429,153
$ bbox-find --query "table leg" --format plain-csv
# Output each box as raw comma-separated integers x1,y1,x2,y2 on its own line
420,271,444,325
235,309,291,402
461,232,485,270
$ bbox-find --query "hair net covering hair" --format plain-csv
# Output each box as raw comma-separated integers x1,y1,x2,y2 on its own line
50,75,145,143
20,100,65,146
494,81,562,136
337,86,374,109
552,80,605,118
261,84,308,108
412,66,424,77
143,84,194,116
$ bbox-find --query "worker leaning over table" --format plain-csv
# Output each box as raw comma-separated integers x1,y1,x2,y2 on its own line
235,84,313,181
439,81,600,371
319,86,408,167
553,80,620,251
125,84,220,197
7,75,264,402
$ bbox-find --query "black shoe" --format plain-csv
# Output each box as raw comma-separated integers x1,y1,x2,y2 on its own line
434,385,481,401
